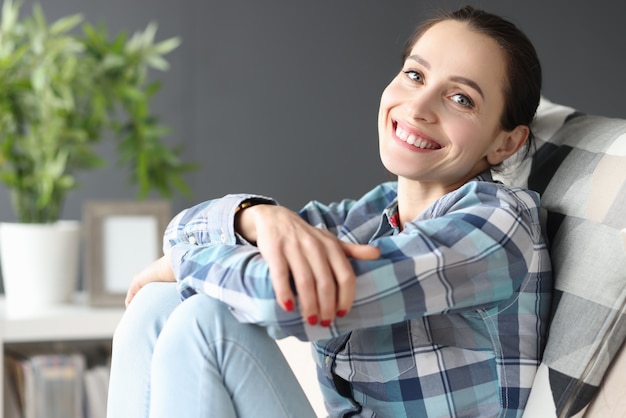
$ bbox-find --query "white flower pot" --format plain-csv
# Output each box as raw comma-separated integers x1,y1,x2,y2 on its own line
0,221,81,316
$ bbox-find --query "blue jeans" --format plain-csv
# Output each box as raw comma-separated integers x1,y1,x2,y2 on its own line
106,282,318,418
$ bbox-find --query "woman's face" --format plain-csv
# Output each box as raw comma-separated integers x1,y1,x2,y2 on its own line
378,20,519,191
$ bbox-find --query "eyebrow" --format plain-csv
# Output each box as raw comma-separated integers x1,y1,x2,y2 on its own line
407,54,485,100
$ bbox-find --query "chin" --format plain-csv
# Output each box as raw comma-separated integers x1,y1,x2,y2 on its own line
380,161,414,180
379,149,416,178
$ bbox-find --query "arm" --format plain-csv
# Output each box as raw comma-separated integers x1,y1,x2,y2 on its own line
125,255,175,307
126,192,377,315
171,182,541,341
235,203,379,326
162,194,277,250
124,194,274,306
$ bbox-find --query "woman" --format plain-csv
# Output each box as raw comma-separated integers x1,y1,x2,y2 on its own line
107,6,552,417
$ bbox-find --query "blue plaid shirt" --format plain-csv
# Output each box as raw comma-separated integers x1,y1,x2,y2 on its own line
165,172,552,418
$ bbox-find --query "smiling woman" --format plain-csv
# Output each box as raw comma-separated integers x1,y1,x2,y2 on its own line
107,6,552,418
377,18,532,219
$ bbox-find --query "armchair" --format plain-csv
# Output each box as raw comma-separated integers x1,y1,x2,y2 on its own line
278,98,626,418
278,98,626,417
511,99,626,417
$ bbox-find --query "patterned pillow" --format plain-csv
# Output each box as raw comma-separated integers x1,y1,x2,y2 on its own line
496,98,626,417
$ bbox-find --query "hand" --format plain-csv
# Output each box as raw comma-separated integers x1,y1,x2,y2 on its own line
125,255,175,307
236,204,380,326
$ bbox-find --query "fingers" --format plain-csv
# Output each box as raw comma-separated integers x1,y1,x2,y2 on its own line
273,232,357,326
125,279,142,307
326,246,357,318
125,256,176,307
299,234,338,326
287,253,323,326
341,242,380,260
310,240,378,320
296,238,378,324
264,234,329,326
265,245,297,314
251,205,379,327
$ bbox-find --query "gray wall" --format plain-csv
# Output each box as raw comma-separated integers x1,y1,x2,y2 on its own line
1,0,625,220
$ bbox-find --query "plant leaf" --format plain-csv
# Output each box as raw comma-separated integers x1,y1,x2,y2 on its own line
153,37,181,55
49,14,83,35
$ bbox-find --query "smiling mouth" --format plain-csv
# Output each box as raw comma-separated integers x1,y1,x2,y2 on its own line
394,123,442,150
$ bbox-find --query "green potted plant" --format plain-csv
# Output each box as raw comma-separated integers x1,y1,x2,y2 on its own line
0,0,193,314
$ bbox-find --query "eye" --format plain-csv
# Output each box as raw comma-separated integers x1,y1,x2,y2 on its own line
403,70,424,83
451,93,474,108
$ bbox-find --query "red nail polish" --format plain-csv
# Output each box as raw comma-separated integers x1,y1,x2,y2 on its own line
284,299,294,312
307,315,318,326
320,319,331,327
337,310,347,318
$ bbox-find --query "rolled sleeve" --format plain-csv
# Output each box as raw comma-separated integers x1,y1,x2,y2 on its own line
163,194,276,253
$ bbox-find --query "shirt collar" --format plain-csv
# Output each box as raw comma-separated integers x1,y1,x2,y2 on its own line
382,171,496,229
383,202,400,230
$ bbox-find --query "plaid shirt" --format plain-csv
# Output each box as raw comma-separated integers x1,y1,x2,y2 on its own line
165,172,552,418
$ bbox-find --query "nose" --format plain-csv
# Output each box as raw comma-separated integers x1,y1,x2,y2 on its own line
404,86,438,124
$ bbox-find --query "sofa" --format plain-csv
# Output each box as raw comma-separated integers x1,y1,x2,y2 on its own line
277,98,626,417
501,98,626,418
510,99,626,417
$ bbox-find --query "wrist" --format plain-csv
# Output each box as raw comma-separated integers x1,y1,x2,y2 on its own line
234,199,268,243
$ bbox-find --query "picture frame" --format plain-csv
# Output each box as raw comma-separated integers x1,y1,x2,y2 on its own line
83,200,172,307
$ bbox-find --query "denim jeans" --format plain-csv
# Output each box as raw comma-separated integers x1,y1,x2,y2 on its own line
106,282,317,418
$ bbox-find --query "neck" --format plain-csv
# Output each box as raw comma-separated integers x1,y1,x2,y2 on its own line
396,174,480,228
396,179,442,227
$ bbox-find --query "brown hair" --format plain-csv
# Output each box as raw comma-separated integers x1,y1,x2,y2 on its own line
402,6,542,149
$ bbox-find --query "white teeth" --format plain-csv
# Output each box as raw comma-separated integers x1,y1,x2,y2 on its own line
394,125,438,150
396,126,408,140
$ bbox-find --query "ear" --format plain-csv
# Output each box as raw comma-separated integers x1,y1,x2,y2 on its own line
486,125,529,165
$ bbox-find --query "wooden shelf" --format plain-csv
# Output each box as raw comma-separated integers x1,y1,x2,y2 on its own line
1,304,124,343
0,295,125,415
0,295,124,342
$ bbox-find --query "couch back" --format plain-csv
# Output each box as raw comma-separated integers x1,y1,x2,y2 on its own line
496,98,626,417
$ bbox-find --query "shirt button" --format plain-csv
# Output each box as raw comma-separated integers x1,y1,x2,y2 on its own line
220,233,226,243
188,236,197,245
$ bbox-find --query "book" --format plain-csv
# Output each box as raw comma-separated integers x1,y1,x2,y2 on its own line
83,364,110,418
6,353,85,418
3,356,22,418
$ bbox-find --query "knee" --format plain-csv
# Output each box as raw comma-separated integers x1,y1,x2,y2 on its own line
112,282,181,351
152,294,237,357
159,293,233,338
